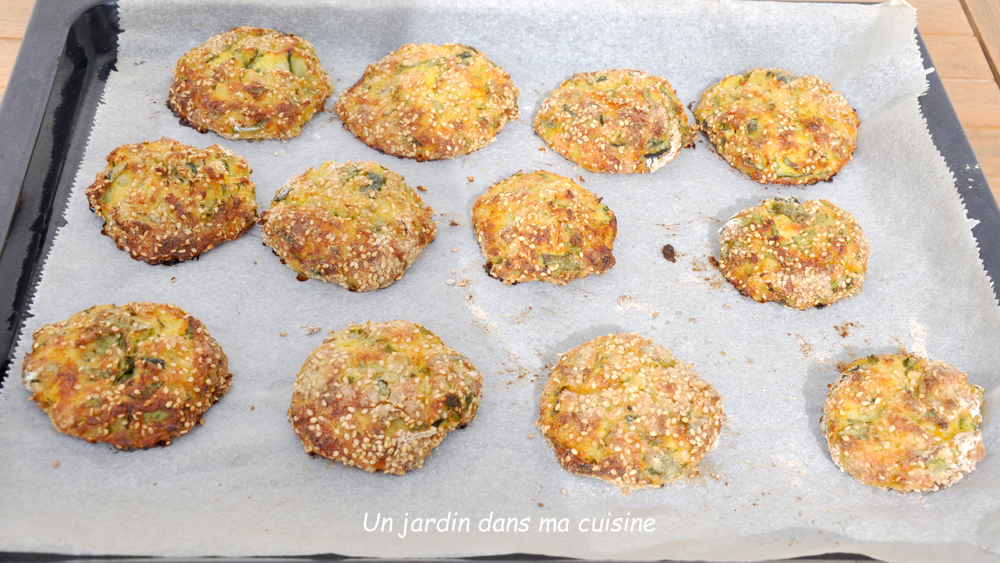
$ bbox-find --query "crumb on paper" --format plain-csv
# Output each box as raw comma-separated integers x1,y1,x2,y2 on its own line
538,146,547,152
468,176,475,183
451,247,458,252
447,279,456,285
449,220,460,227
577,175,585,183
527,433,534,439
661,244,676,263
834,321,863,338
561,489,568,495
280,332,287,336
52,461,59,467
171,277,177,283
652,311,660,318
416,185,427,192
796,334,812,358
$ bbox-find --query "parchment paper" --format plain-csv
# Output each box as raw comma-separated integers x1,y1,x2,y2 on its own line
1,0,999,561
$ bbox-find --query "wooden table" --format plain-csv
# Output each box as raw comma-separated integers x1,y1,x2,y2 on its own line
2,0,999,197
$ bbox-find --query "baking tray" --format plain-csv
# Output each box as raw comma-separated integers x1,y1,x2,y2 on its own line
0,1,994,561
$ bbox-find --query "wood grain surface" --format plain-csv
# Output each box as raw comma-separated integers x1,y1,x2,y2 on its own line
1,0,998,197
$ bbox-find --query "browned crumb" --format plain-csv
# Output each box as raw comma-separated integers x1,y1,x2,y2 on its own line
834,321,863,338
661,244,676,263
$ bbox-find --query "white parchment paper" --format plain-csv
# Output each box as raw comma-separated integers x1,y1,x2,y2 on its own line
2,0,999,561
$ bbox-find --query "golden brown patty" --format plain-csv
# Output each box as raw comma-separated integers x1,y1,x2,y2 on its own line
288,320,483,474
534,69,695,173
85,138,257,265
472,170,616,285
822,353,984,492
335,43,519,161
21,302,231,450
694,68,858,184
537,333,724,493
167,26,333,140
259,160,436,291
718,197,868,310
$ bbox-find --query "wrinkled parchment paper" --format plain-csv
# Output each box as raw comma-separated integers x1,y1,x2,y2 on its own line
1,0,999,561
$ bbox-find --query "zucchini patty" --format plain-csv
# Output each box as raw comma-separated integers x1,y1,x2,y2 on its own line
472,170,616,285
695,68,858,184
260,160,436,291
168,26,333,140
22,302,231,450
538,333,724,493
335,43,519,161
822,353,984,492
288,320,483,474
718,197,868,310
535,68,695,173
86,137,257,265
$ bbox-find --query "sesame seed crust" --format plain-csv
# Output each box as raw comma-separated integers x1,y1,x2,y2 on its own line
21,302,232,450
335,43,519,161
85,137,257,266
472,170,617,285
821,353,984,492
537,333,724,493
694,68,858,185
259,160,436,292
534,69,695,174
718,197,868,310
167,26,334,141
288,320,483,475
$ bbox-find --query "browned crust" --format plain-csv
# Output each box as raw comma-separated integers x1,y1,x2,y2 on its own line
537,333,724,493
335,43,519,161
85,138,257,265
288,320,483,474
21,302,231,450
821,353,984,492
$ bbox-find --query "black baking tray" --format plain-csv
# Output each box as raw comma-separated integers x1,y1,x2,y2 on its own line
0,1,994,561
